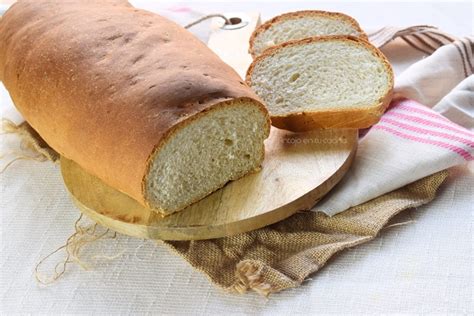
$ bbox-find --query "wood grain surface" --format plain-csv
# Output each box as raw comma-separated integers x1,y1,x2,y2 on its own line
61,128,357,240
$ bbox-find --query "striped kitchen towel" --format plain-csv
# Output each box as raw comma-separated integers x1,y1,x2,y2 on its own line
368,25,456,52
314,98,474,216
312,35,473,216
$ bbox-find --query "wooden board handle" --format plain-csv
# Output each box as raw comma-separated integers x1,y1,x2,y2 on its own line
207,12,261,79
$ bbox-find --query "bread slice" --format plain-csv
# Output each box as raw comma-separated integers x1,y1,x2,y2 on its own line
246,36,394,131
249,10,367,57
145,100,269,214
0,1,270,215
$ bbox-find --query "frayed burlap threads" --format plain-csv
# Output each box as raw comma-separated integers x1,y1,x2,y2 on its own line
0,119,59,173
34,214,123,285
1,118,59,162
233,261,275,296
1,119,126,285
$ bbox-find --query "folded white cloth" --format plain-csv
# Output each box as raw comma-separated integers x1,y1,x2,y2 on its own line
433,75,474,131
314,37,474,216
394,37,473,107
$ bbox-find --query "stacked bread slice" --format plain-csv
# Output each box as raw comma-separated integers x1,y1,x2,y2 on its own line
247,11,394,131
249,10,368,57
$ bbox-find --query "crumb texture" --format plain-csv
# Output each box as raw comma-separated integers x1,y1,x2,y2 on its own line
146,101,268,214
253,16,363,56
250,40,391,116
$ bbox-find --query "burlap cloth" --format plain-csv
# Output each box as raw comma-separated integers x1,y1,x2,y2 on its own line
2,120,448,296
164,171,448,295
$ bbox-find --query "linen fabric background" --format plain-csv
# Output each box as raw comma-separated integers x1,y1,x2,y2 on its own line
1,1,473,314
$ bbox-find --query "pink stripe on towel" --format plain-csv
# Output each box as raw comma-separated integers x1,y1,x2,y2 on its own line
384,111,474,138
396,103,454,123
380,117,474,147
374,125,473,161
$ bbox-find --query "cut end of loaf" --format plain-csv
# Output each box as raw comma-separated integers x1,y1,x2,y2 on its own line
247,36,394,130
144,100,270,215
250,10,367,57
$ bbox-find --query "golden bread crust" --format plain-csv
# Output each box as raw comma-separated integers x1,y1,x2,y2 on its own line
0,1,270,208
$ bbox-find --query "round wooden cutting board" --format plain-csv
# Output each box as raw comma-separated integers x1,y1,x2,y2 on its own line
61,127,357,240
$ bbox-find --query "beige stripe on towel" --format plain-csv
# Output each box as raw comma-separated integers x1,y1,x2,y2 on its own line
369,25,456,49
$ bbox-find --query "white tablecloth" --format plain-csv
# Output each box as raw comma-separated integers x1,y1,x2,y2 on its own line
1,1,473,314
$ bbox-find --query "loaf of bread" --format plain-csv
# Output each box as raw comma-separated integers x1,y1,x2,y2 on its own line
0,1,270,215
249,10,367,58
246,36,393,131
